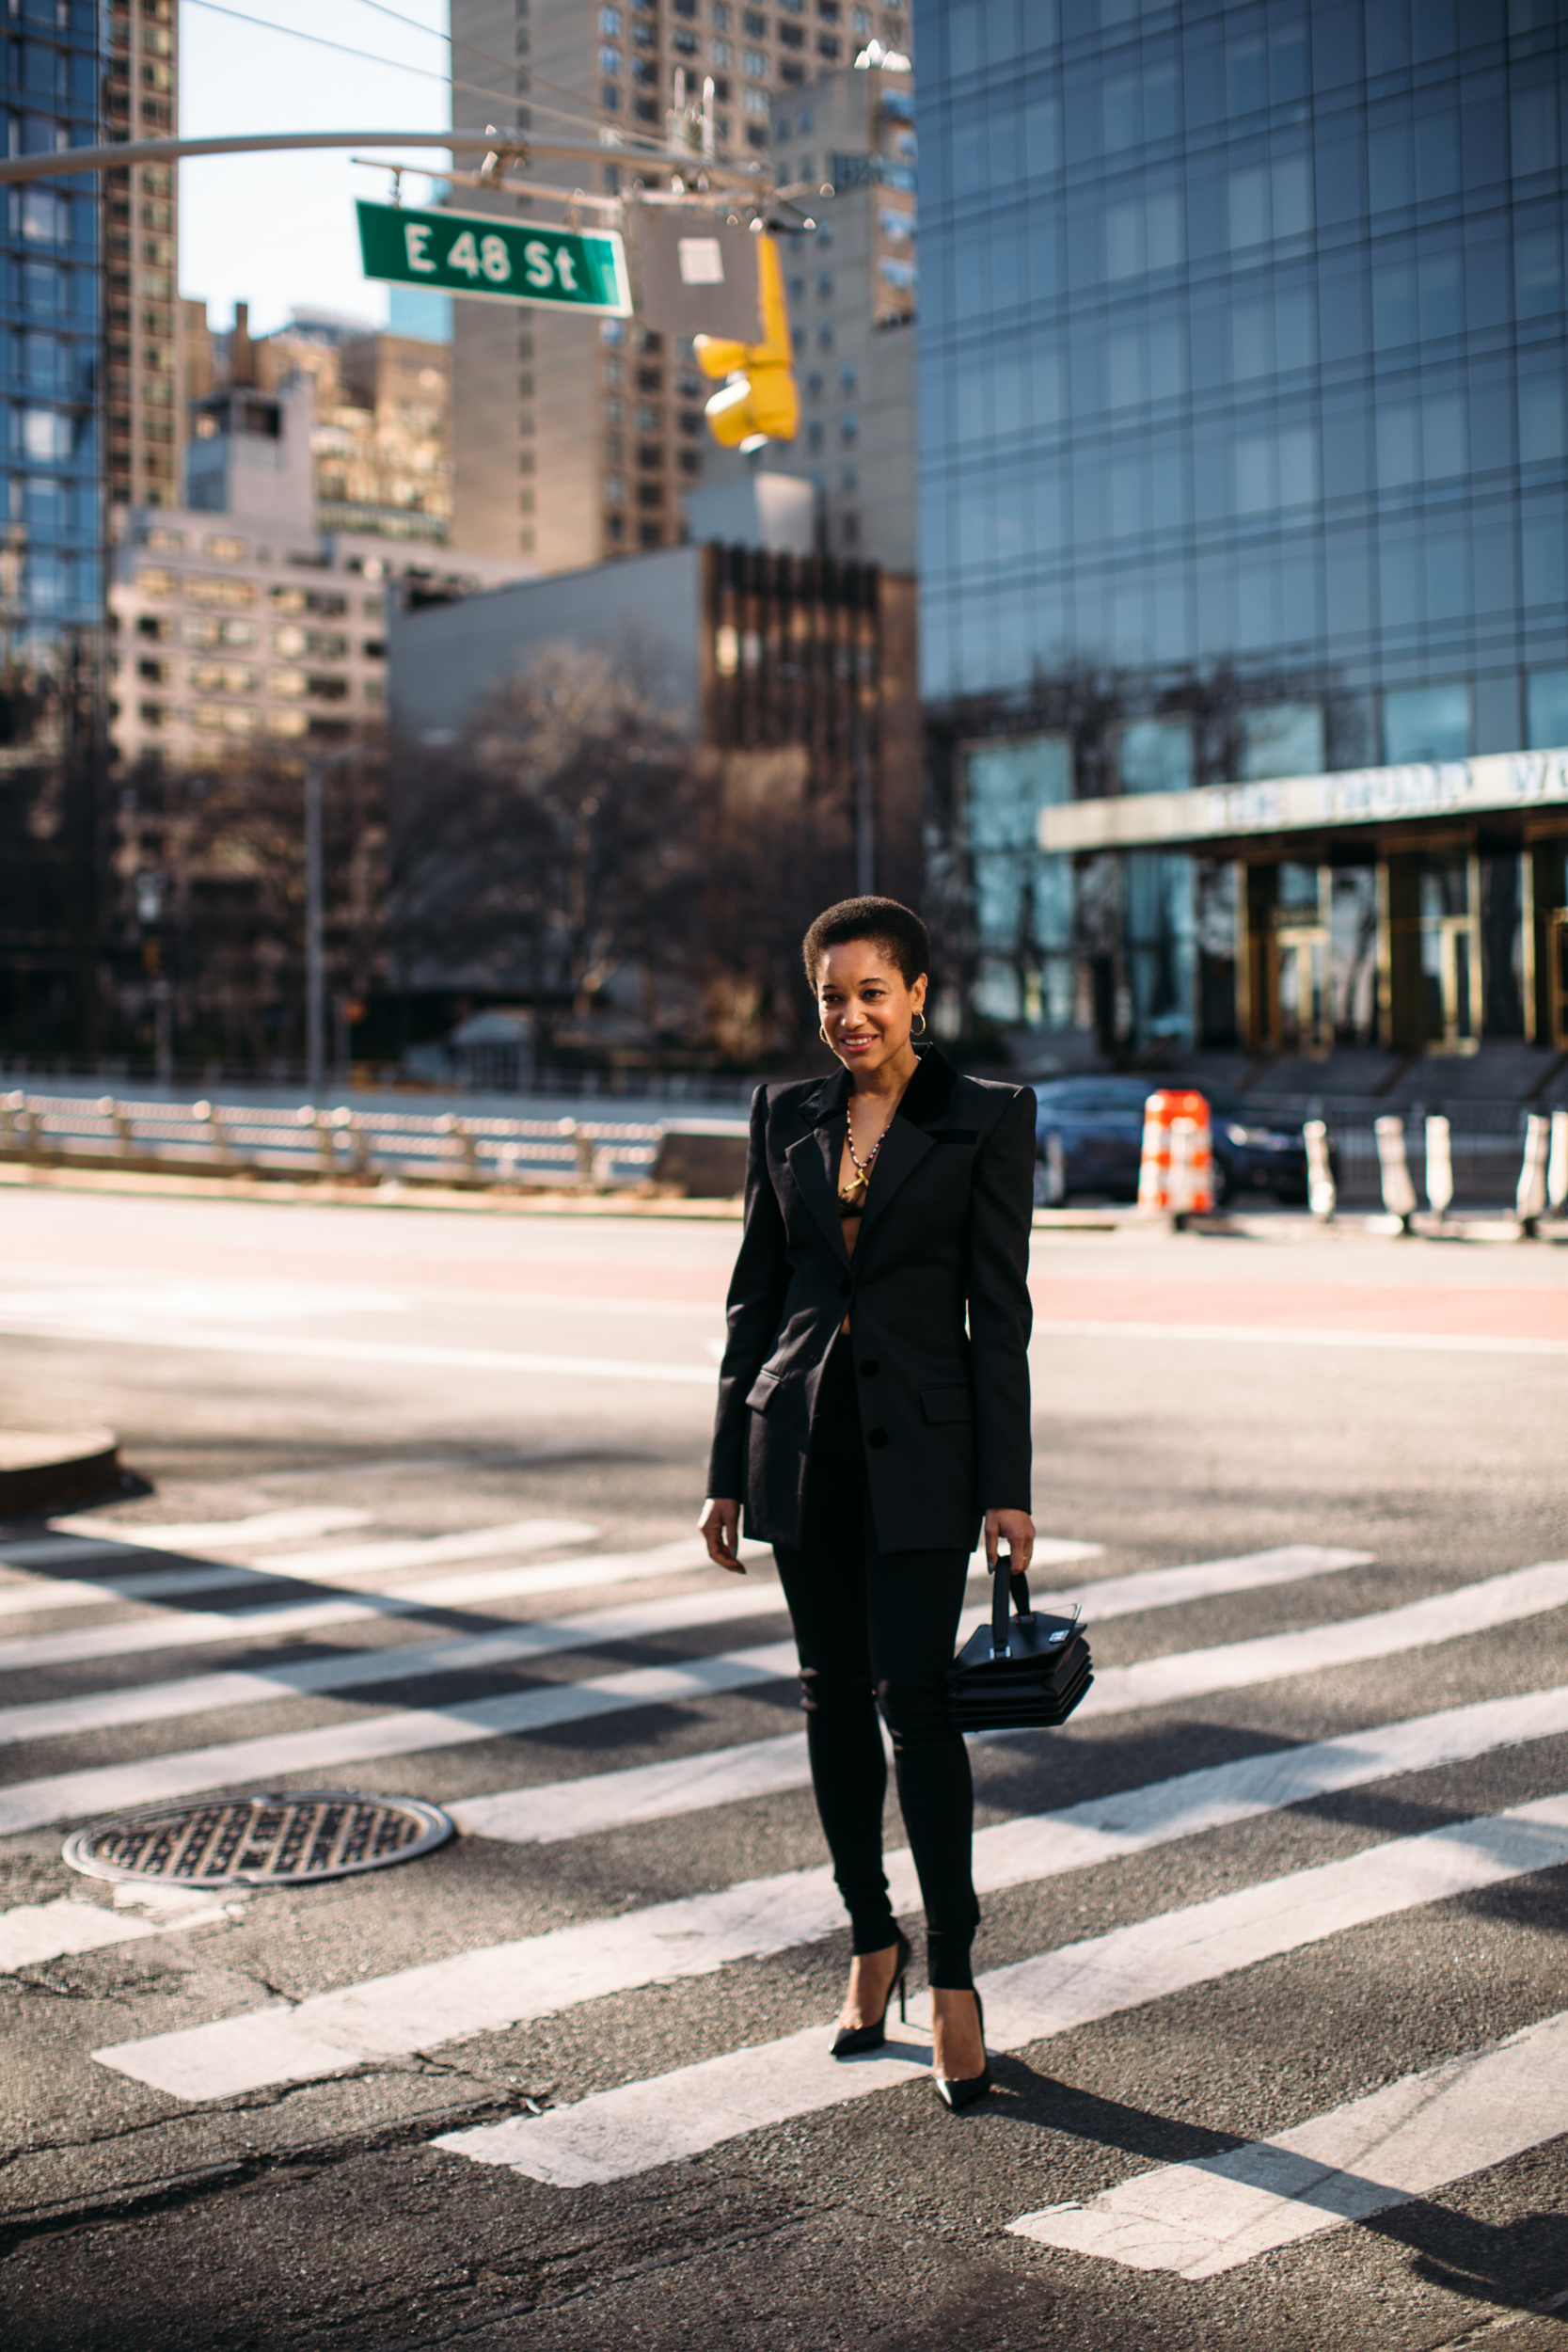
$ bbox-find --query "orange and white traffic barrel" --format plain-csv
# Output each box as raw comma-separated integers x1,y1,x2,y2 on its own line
1137,1089,1214,1216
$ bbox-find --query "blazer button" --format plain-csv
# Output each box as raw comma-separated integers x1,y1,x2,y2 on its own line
859,1359,879,1377
867,1428,889,1448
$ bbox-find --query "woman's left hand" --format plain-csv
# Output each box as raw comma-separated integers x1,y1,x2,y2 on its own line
985,1507,1035,1577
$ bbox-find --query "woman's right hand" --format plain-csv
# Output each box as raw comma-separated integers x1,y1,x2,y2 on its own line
699,1497,744,1573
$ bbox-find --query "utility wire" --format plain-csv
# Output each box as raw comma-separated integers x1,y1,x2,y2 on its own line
346,0,622,136
182,0,607,139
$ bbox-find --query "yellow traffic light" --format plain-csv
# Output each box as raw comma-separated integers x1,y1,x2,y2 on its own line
694,231,799,450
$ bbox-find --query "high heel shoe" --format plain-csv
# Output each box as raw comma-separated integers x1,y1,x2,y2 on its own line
830,1930,911,2058
933,1989,991,2113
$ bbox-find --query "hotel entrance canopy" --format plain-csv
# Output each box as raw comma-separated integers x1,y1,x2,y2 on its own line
1038,747,1568,856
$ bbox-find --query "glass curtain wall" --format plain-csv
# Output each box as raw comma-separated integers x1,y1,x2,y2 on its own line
916,0,1568,1052
0,0,105,1048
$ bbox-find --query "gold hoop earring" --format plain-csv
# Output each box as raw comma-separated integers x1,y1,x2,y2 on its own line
818,1025,831,1045
911,1011,927,1037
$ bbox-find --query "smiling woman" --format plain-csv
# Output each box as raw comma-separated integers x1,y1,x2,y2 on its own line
700,894,1038,2115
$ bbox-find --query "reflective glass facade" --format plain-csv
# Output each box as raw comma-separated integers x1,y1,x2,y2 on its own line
0,0,106,1045
915,0,1568,1060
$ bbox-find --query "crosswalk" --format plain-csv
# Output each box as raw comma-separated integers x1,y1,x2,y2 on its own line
5,1495,1568,2294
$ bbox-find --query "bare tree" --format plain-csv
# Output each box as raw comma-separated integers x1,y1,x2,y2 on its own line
388,644,706,1047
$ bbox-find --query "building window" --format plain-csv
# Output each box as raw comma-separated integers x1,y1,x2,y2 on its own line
1239,704,1324,781
1528,671,1568,750
744,46,768,74
1383,683,1472,764
1117,718,1194,795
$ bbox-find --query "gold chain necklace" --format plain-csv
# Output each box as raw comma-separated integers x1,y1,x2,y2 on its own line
838,1101,886,1210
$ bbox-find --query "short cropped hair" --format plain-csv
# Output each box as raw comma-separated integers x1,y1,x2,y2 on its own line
802,896,931,990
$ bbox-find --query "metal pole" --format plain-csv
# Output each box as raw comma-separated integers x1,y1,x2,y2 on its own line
0,126,767,187
305,761,325,1100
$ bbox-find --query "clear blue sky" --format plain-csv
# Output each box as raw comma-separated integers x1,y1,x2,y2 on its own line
179,0,455,336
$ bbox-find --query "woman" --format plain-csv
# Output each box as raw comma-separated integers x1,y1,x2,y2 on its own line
700,895,1036,2113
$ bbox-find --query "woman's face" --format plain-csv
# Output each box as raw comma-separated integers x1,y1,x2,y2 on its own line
816,939,928,1073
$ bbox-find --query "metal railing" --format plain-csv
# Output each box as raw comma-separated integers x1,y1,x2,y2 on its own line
0,1091,670,1189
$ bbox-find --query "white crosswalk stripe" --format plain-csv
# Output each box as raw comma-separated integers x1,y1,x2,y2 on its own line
433,1791,1568,2187
89,1683,1568,2102
0,1517,602,1621
1007,2010,1568,2277
0,1535,771,1672
0,1545,1354,1761
10,1551,1564,1842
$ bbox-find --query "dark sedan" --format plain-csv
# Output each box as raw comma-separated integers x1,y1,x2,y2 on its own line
1033,1077,1314,1207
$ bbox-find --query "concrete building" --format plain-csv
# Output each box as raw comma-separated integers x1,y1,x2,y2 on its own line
108,376,528,776
701,49,917,566
181,301,454,545
106,0,180,512
917,0,1568,1084
447,0,915,570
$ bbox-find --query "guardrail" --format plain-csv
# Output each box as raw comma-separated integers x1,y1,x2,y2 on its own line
0,1091,668,1190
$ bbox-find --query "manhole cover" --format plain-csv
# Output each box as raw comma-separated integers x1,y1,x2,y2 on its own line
61,1790,453,1888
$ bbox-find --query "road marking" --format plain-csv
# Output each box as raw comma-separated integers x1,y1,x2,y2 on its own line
433,1789,1568,2187
0,1898,159,1970
0,1313,719,1386
451,1548,1370,1844
0,1536,771,1676
1008,2010,1568,2278
13,1553,1567,1839
90,1683,1568,2102
0,1544,1340,1756
0,1639,803,1837
0,1518,602,1619
1032,1317,1568,1359
46,1505,376,1549
0,1581,798,1749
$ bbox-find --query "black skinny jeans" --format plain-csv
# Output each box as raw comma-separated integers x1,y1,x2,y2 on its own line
771,1338,979,1992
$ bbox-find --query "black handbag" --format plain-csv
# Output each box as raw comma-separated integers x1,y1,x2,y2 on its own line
945,1555,1093,1733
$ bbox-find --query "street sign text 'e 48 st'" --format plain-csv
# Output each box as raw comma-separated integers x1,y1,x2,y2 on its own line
356,200,631,315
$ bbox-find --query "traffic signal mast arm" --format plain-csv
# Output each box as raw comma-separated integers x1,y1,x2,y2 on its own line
694,234,800,449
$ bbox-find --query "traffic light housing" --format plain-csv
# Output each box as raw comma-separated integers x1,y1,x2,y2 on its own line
694,231,800,450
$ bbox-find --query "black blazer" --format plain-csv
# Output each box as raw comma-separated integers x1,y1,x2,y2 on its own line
706,1045,1036,1554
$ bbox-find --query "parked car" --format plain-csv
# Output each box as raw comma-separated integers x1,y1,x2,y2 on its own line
1033,1077,1318,1207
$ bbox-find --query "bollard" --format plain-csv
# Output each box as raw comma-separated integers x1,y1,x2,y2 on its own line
1373,1116,1418,1231
1424,1113,1454,1220
1138,1089,1214,1220
331,1106,371,1177
99,1094,135,1161
557,1117,596,1187
436,1112,480,1181
192,1100,234,1170
1303,1119,1337,1220
1548,1108,1568,1216
1516,1112,1549,1233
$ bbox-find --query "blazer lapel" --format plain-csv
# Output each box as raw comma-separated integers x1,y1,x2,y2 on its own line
786,1069,851,1263
855,1046,958,1255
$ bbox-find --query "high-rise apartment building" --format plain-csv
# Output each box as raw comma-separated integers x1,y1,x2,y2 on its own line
752,52,917,564
182,301,454,545
450,0,913,568
919,0,1568,1069
0,0,110,1049
106,0,179,511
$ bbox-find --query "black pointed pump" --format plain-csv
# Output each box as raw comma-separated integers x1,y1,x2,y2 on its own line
830,1929,912,2058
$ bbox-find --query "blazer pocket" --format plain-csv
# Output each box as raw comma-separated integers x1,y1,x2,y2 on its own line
745,1367,783,1412
920,1383,974,1425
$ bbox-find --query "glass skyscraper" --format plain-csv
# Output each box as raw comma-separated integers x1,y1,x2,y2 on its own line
0,0,106,1047
916,0,1568,1066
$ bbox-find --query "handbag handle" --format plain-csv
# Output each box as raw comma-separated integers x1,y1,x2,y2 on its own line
990,1549,1035,1658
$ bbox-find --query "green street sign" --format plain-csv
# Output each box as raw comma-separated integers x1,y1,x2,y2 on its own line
356,199,632,315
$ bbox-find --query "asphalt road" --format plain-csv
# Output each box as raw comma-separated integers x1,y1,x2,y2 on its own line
3,1179,1568,2351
